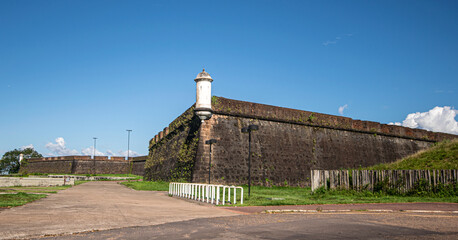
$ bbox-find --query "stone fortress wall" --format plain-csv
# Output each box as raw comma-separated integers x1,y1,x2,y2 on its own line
145,96,457,186
20,155,147,176
19,96,457,185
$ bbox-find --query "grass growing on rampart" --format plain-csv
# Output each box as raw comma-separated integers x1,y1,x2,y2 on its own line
369,139,458,170
122,181,458,206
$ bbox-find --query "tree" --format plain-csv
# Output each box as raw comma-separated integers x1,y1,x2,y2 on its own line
0,148,42,174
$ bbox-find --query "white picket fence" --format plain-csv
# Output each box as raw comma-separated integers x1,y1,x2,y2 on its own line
169,182,244,205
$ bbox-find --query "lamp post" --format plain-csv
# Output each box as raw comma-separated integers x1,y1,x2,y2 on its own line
126,130,132,177
205,139,217,184
92,137,97,159
126,130,132,161
241,124,259,197
93,137,97,175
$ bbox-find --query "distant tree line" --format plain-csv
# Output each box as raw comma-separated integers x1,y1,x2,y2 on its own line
0,148,42,174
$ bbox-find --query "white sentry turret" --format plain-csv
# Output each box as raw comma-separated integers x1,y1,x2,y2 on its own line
194,69,213,122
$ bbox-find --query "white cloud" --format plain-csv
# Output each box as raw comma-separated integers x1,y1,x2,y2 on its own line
44,137,141,157
45,137,79,156
81,146,104,156
118,150,139,157
20,144,34,150
323,40,337,46
323,34,353,46
389,106,458,135
338,104,348,115
106,150,115,156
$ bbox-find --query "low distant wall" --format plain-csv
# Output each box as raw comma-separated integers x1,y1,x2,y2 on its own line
47,175,137,181
0,177,74,187
131,156,147,176
20,156,147,176
311,169,458,192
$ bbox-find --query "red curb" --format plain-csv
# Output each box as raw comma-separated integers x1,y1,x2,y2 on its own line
221,202,458,214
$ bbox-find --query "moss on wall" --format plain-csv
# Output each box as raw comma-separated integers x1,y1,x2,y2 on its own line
145,106,201,182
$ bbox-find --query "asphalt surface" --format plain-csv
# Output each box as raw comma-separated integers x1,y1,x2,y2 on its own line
0,181,457,239
37,212,458,240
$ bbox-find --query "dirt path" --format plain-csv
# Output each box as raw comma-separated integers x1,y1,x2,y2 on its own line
0,181,239,240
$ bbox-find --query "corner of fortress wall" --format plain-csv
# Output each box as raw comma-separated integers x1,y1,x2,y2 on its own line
145,105,202,182
146,96,457,186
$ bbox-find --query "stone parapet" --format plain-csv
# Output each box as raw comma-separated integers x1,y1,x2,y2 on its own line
211,97,456,142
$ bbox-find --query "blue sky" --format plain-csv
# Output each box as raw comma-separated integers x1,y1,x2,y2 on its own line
1,0,457,157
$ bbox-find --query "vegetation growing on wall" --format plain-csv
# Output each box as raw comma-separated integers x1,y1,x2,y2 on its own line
171,131,199,181
145,106,201,182
168,106,196,133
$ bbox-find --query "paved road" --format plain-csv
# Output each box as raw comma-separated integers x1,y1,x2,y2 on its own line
37,212,458,239
0,181,238,240
1,181,457,239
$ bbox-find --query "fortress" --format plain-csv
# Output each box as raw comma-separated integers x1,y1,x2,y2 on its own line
21,70,457,186
144,70,457,186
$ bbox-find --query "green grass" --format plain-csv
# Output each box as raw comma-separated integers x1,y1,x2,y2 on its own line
0,192,47,207
0,185,73,194
369,139,458,170
120,180,169,191
0,182,84,207
122,181,458,206
231,185,457,206
74,180,90,185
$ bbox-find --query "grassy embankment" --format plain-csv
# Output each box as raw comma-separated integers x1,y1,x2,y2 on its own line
123,140,458,206
368,139,457,170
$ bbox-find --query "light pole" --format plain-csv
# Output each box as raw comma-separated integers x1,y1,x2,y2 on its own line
241,124,259,197
205,139,217,184
93,137,97,175
126,130,132,161
126,130,132,177
92,137,97,159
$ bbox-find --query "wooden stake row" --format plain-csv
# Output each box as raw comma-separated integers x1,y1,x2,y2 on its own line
311,169,458,192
